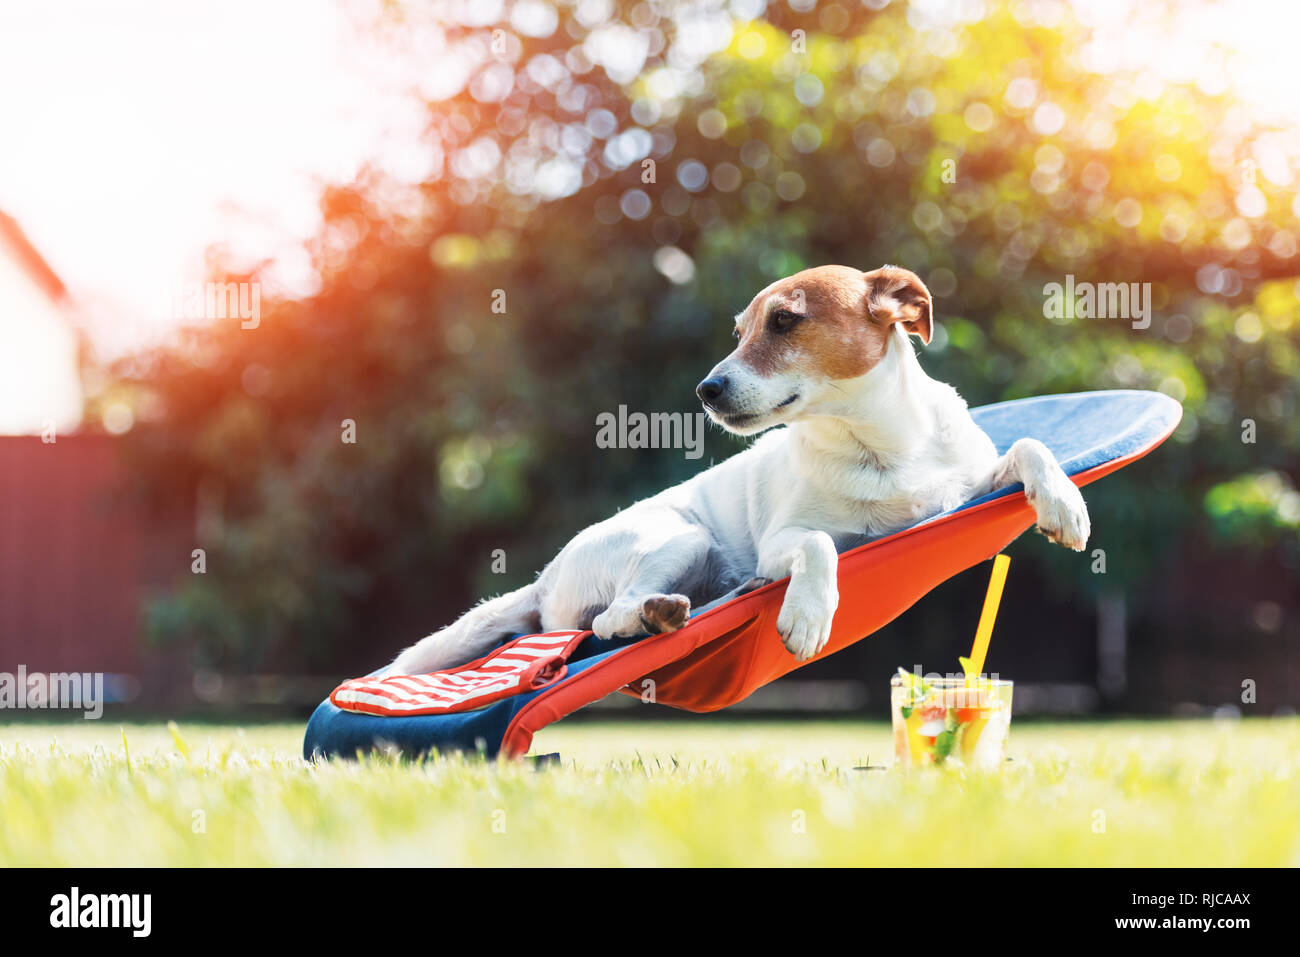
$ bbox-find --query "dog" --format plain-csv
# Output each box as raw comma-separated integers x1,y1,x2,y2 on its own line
389,265,1089,675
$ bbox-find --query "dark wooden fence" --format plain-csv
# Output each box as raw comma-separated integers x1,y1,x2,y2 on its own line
0,435,189,694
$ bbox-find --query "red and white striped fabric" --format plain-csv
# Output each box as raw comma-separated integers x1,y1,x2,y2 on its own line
329,631,588,716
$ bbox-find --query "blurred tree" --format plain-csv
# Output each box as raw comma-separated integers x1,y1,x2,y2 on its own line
109,0,1298,707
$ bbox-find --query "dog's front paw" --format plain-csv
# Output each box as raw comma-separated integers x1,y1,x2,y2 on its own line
1028,474,1091,551
776,589,837,662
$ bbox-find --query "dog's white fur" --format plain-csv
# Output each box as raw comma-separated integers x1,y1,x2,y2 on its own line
390,266,1089,674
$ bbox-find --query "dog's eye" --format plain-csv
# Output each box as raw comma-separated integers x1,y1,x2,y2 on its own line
732,326,741,339
770,309,802,333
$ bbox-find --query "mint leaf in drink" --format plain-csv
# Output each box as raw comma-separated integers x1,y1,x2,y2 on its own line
932,729,954,763
933,722,967,764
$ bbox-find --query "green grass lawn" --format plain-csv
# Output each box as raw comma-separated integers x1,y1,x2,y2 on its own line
1,717,1297,866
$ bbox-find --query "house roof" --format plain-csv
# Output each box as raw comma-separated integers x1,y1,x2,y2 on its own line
0,209,66,302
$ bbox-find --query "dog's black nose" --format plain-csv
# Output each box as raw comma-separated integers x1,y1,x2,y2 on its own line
696,375,728,406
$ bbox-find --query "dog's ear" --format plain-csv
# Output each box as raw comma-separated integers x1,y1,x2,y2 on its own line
864,265,933,345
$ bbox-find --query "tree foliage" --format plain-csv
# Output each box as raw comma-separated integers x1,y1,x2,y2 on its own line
110,0,1300,676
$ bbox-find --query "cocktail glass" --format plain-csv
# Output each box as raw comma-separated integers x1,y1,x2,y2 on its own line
890,674,1013,770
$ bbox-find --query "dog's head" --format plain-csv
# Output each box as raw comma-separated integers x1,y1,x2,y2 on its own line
696,264,934,435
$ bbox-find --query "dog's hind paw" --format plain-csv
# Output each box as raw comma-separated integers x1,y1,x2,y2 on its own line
639,594,691,634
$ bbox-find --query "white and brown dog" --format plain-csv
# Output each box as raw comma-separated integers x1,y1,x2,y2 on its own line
390,265,1089,674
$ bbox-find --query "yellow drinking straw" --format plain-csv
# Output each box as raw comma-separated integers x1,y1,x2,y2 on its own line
962,553,1011,681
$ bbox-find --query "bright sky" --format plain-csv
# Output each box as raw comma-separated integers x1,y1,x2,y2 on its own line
0,0,425,355
0,0,1297,360
1072,0,1300,126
